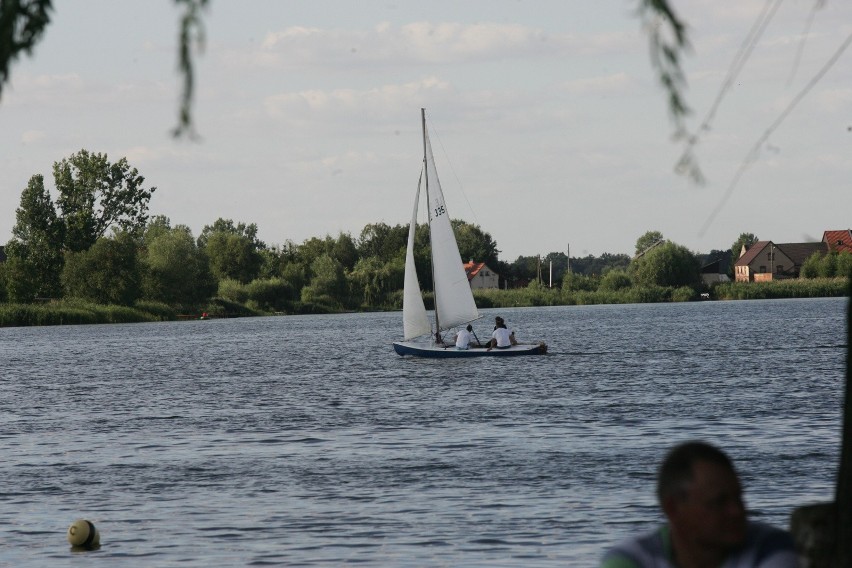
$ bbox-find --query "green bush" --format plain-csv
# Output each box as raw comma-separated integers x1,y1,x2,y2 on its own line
474,286,562,308
206,297,262,317
0,300,161,327
300,286,342,312
801,251,852,280
217,278,249,304
671,286,697,302
627,285,673,303
290,301,338,315
571,290,623,305
836,252,852,279
562,272,599,292
134,300,177,320
0,264,7,303
472,293,494,309
599,270,633,291
245,277,294,313
714,277,848,300
631,242,700,288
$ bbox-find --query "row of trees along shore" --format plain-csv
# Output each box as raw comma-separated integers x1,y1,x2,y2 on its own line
1,150,849,326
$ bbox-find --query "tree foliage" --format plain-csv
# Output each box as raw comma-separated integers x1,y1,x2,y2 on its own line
452,220,500,267
0,0,205,136
299,233,358,272
731,232,759,259
198,218,264,284
0,0,52,97
244,277,296,312
630,241,700,288
61,231,141,305
599,269,633,291
141,218,214,307
635,230,665,257
5,174,64,299
357,222,408,263
3,240,43,303
801,251,852,279
348,255,405,307
54,150,156,252
562,272,599,293
301,254,346,308
204,231,262,283
197,218,263,249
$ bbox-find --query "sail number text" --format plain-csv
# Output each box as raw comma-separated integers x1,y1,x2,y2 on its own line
433,205,446,218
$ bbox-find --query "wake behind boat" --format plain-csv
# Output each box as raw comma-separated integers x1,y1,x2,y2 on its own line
392,109,546,358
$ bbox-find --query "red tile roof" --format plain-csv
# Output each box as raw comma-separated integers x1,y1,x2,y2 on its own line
823,230,852,253
463,261,486,281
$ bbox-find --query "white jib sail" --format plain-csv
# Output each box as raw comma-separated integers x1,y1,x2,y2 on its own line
424,127,480,331
402,173,432,340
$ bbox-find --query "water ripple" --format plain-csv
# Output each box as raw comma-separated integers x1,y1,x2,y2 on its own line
0,298,845,566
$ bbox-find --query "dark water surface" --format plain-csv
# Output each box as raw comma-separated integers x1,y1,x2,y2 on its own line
1,298,846,566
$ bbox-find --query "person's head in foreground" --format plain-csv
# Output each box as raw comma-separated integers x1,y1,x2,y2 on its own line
600,440,800,568
658,441,747,555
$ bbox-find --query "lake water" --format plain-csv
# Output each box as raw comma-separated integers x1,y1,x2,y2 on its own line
0,297,846,566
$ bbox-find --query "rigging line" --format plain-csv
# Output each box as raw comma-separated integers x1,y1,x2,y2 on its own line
427,117,481,228
787,0,826,86
703,0,784,130
698,29,852,237
679,0,783,156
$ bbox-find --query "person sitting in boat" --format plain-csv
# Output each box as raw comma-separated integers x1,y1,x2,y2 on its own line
487,316,517,350
454,324,474,350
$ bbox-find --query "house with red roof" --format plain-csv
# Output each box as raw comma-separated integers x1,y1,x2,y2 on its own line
734,240,827,282
823,230,852,254
463,260,499,289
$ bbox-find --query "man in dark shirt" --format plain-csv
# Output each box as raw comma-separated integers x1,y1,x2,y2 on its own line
601,441,799,568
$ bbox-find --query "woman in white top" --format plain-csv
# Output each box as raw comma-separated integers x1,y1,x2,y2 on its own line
487,316,517,350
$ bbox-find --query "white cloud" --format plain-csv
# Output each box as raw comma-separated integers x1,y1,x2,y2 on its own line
4,73,84,106
5,72,172,109
559,72,636,95
227,22,635,71
20,130,46,145
263,77,454,121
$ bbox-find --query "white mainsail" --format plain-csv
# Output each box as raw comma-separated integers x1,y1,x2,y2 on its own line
402,172,431,340
423,124,480,331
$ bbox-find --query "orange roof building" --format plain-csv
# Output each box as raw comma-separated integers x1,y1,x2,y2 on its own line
823,230,852,254
463,261,499,289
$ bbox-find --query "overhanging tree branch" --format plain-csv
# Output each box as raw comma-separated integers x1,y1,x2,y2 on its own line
0,0,52,98
173,0,208,138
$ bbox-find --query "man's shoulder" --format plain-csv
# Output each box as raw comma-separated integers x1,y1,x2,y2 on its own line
600,522,798,568
737,521,799,567
600,526,670,568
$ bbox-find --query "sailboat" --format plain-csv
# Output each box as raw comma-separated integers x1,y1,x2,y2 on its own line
392,109,546,358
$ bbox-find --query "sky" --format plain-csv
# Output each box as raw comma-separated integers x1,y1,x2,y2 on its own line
1,0,850,260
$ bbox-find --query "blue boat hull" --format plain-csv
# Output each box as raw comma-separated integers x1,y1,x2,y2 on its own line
393,341,546,358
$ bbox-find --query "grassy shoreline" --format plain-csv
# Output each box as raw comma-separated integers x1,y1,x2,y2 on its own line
1,277,847,327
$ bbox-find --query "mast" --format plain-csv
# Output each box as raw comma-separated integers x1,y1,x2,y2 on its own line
422,108,441,342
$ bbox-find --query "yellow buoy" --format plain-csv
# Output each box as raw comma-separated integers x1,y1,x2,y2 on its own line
67,519,100,549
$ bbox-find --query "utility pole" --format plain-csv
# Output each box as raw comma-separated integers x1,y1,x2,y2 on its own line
770,243,775,276
567,244,571,274
536,255,542,286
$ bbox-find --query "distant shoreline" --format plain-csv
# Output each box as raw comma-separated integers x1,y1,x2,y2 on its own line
1,277,847,328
